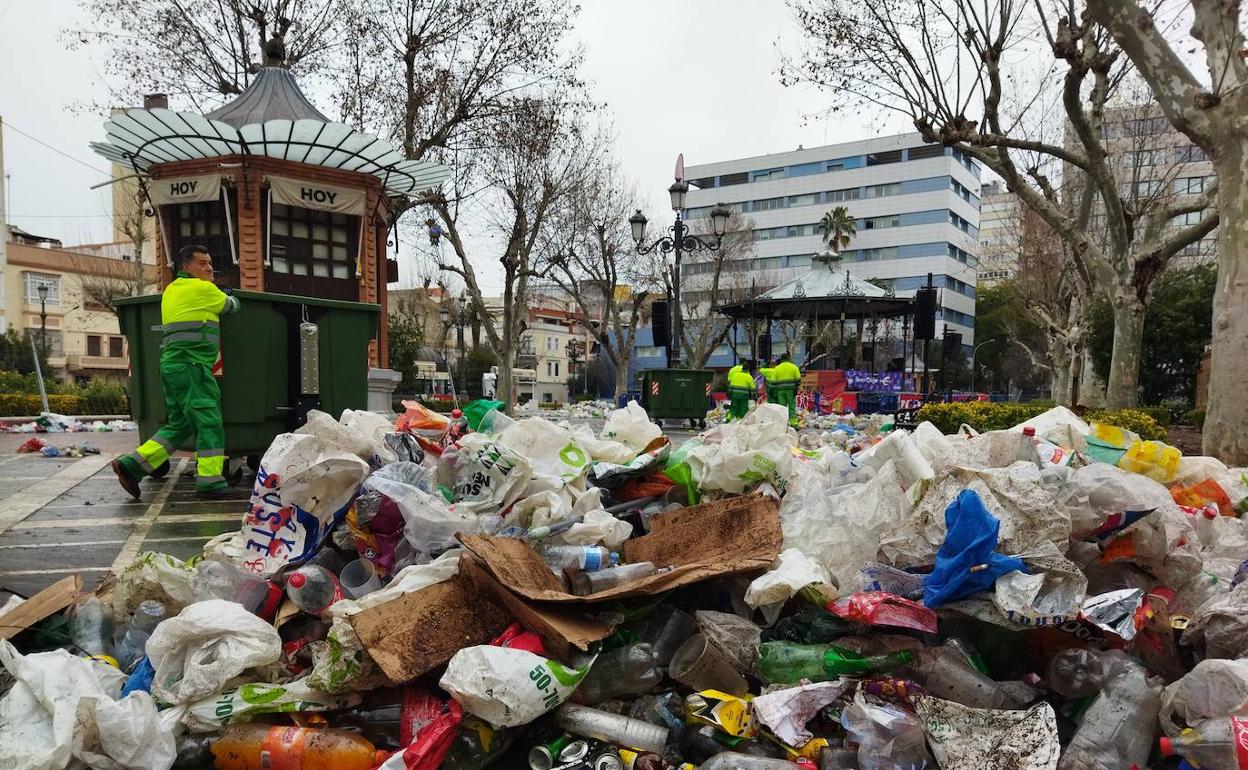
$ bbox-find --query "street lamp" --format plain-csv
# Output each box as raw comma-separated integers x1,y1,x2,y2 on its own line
969,337,996,393
630,177,731,368
36,283,49,364
565,337,587,397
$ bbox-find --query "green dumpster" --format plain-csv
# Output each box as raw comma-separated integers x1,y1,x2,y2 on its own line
117,289,380,463
640,368,713,427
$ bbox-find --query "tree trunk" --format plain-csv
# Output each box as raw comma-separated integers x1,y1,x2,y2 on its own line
613,357,629,405
1050,345,1071,405
1104,296,1146,409
1203,149,1248,464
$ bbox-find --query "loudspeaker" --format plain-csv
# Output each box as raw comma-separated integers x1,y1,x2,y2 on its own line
914,287,937,340
756,333,772,362
651,300,670,348
943,331,964,355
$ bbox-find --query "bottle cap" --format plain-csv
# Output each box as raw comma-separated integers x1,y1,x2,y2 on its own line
1022,426,1036,436
1158,737,1174,756
287,572,307,589
452,408,463,418
1202,506,1218,519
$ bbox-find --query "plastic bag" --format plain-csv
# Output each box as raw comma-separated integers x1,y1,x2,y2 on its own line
852,428,934,489
146,600,282,705
688,404,795,495
830,592,937,634
439,645,590,727
589,438,671,490
661,438,703,504
1159,658,1248,737
1182,581,1248,658
694,611,762,675
444,434,531,515
1172,478,1233,516
0,640,175,770
239,432,369,576
1058,462,1174,541
912,694,1060,770
992,553,1087,627
377,695,463,770
396,400,451,436
601,401,661,451
184,677,361,731
922,490,1027,609
841,692,934,770
753,680,854,747
569,424,637,464
558,509,634,551
463,399,506,432
297,409,377,462
497,418,592,485
745,548,834,609
1119,439,1182,483
782,459,910,589
112,551,198,617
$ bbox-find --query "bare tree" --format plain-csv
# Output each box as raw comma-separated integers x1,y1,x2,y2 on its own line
668,211,758,369
784,0,1219,410
543,158,659,398
1086,0,1247,461
425,97,599,410
74,181,157,313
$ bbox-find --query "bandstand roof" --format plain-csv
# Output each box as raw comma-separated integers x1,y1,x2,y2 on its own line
719,254,915,320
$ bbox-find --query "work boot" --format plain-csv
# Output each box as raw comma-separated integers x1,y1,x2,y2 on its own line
111,459,141,500
195,485,233,500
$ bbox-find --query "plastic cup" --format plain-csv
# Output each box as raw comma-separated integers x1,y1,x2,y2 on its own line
669,633,749,695
339,559,383,598
642,606,698,667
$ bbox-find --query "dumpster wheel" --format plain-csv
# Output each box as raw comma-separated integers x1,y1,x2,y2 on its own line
246,454,261,472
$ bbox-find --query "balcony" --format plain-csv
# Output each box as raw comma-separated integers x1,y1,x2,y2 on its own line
67,354,129,371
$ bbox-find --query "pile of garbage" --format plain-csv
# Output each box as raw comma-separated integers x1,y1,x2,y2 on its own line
4,400,1248,770
5,413,138,433
16,436,102,457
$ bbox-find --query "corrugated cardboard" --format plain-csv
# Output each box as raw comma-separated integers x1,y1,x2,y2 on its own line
458,495,782,603
0,575,82,641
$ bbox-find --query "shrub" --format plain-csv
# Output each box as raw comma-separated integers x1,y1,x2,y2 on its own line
0,394,81,417
1083,408,1169,441
1136,405,1172,427
538,401,563,410
915,401,1051,434
1182,409,1206,429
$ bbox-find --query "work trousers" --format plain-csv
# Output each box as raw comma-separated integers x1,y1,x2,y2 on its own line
118,361,226,491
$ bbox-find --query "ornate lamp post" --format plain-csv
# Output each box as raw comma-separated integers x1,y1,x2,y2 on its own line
36,283,49,364
629,167,731,368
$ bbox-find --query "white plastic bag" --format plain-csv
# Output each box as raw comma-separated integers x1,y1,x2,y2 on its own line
568,425,637,464
558,509,634,551
498,419,592,485
992,553,1087,627
445,434,532,515
1182,581,1248,659
688,404,795,495
0,640,175,770
853,429,934,488
184,677,361,732
369,468,482,560
745,548,834,609
1159,658,1248,737
601,401,662,452
753,680,854,746
913,694,1060,770
146,600,282,705
112,551,197,617
439,646,590,727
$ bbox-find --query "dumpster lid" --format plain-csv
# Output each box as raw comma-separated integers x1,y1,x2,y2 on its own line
115,289,380,314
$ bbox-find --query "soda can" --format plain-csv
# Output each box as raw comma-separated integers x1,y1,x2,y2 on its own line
559,739,590,763
529,734,573,770
591,748,623,770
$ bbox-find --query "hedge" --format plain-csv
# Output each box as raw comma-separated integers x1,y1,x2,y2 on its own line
1183,409,1206,429
915,401,1168,441
0,394,82,417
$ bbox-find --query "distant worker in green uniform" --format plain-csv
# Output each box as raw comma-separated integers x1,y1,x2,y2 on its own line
726,359,758,421
771,352,803,427
112,245,240,499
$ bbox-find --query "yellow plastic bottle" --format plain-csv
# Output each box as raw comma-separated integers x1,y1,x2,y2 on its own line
211,724,387,770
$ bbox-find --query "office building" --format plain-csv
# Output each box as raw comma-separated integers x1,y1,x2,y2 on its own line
976,181,1021,285
669,133,980,373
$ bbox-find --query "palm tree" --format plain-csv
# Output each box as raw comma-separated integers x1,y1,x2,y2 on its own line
819,206,857,255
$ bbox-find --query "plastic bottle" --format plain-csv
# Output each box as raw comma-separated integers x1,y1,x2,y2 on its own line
573,643,663,704
916,644,1017,709
115,600,167,671
570,562,658,596
69,597,114,658
758,641,914,684
210,724,386,770
442,717,514,770
1193,505,1219,548
820,747,860,770
1057,659,1161,770
555,703,669,754
762,606,855,644
841,698,932,770
1046,648,1132,698
540,545,615,573
1016,426,1041,466
698,753,799,770
1160,716,1248,770
285,564,345,615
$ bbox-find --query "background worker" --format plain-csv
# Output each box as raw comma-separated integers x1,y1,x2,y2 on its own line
726,359,758,421
112,245,240,499
772,352,803,426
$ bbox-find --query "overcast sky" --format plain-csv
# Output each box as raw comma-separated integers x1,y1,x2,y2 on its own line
0,0,908,293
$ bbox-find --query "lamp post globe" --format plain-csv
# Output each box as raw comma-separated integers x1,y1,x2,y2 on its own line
629,210,648,245
668,180,688,212
710,203,731,237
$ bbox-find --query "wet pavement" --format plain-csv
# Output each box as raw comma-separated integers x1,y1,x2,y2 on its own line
0,432,247,604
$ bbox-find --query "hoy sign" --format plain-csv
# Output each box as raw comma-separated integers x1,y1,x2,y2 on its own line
300,186,338,206
150,174,221,205
269,175,365,215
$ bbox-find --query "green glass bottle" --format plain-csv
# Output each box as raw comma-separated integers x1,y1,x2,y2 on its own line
757,641,914,684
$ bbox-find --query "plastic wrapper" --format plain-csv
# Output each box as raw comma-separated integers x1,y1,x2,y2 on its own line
438,645,591,728
830,592,937,634
745,548,834,609
1080,588,1146,641
395,400,451,438
1182,581,1248,658
992,552,1088,627
922,489,1027,609
111,551,197,617
600,401,662,451
1159,658,1248,737
912,694,1060,770
0,640,175,770
183,676,361,732
858,562,925,599
752,679,854,747
146,600,282,705
1171,478,1233,515
1119,439,1182,483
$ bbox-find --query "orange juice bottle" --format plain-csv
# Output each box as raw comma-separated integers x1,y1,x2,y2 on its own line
211,724,387,770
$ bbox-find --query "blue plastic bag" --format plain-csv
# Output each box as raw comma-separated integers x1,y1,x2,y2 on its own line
923,490,1027,608
121,656,155,695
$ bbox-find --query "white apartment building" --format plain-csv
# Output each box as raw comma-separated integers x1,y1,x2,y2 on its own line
682,133,980,350
977,181,1021,286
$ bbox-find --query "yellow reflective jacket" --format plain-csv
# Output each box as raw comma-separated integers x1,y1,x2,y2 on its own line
160,272,240,366
728,369,757,392
775,360,802,383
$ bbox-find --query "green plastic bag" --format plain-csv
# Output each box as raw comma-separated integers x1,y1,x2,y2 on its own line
1084,435,1128,466
662,438,703,505
464,399,506,432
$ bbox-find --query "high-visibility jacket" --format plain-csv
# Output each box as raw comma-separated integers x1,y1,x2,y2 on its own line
774,360,802,383
160,272,240,366
728,368,757,393
728,364,743,380
759,366,777,386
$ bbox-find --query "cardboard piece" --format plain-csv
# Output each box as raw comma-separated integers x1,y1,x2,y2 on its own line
0,575,82,641
459,495,782,603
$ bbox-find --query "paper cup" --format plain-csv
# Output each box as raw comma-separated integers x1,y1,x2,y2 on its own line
669,633,749,695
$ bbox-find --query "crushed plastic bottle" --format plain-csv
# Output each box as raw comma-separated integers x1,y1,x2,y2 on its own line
1057,657,1161,770
841,697,933,770
914,643,1018,709
285,564,345,616
697,753,800,770
555,703,668,754
570,562,658,596
114,600,166,671
69,596,114,659
539,544,616,573
1160,716,1248,770
573,643,663,704
758,641,914,684
210,724,386,770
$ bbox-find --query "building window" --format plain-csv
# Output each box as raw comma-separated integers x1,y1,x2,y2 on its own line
1126,180,1162,197
1173,211,1205,227
864,182,901,198
546,335,558,352
168,194,239,280
546,361,560,377
826,161,846,172
1175,145,1208,163
269,202,359,299
788,193,819,207
863,214,901,229
24,273,60,305
866,149,903,166
1173,176,1210,195
719,172,748,186
543,392,554,404
1124,149,1168,167
87,335,102,357
109,336,124,358
751,197,785,211
827,187,862,202
689,177,715,189
907,144,946,160
752,168,786,182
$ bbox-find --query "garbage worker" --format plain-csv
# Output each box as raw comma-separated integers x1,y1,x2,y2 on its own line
772,352,803,427
112,245,240,499
759,358,778,406
726,359,758,421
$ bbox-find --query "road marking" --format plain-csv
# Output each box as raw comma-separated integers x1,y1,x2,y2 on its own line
110,458,188,574
0,567,109,577
0,534,220,550
0,454,116,535
10,512,240,530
